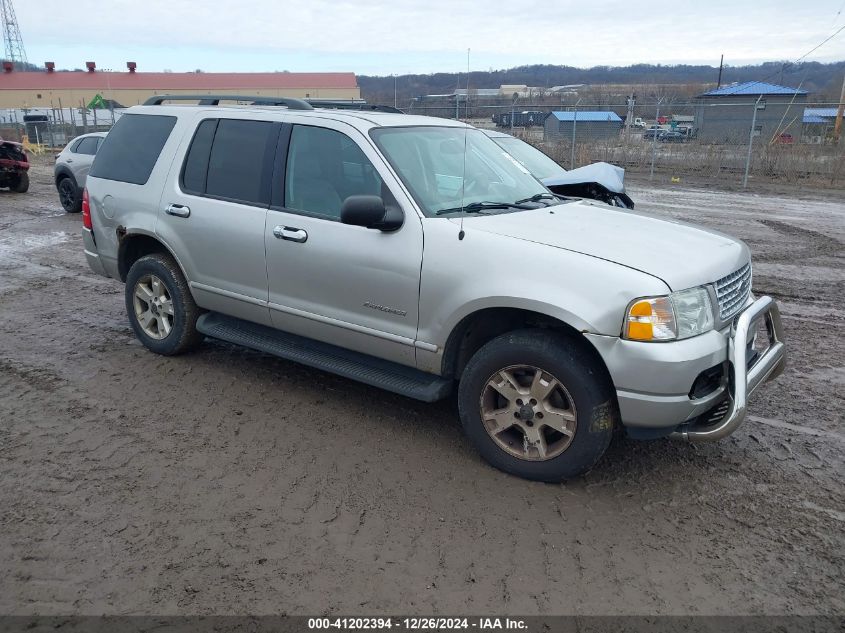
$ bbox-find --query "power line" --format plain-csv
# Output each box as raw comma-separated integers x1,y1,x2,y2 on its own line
715,23,845,96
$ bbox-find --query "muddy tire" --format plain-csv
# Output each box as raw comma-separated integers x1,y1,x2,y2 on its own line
57,176,80,212
12,172,28,193
125,253,204,356
458,329,617,482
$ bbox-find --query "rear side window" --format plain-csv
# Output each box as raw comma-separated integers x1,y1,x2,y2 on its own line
90,114,176,185
180,118,277,207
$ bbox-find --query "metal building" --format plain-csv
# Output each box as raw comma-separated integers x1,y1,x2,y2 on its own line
544,111,623,142
693,81,808,143
0,63,360,109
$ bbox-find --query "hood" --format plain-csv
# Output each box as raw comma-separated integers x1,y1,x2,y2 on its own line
542,162,625,193
462,202,749,291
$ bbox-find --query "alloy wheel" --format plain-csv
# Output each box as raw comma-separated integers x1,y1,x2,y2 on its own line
132,274,174,340
58,180,76,210
479,365,577,461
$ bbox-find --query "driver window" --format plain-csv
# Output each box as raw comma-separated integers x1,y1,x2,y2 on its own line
285,125,383,220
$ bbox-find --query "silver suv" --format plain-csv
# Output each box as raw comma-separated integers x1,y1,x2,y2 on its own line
54,132,107,213
81,95,785,481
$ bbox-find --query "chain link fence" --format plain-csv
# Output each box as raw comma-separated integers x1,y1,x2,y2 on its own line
408,97,844,187
0,107,122,152
2,99,842,187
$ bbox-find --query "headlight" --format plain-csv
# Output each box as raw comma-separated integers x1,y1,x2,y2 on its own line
624,287,714,342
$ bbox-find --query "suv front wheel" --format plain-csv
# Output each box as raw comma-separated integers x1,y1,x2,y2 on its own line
125,253,204,355
458,330,617,481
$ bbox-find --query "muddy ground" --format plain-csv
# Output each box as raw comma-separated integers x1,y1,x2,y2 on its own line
0,159,843,616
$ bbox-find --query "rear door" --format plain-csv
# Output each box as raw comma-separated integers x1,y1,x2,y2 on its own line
69,136,99,186
156,114,280,326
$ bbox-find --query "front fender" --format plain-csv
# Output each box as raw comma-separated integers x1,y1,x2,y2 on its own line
415,218,669,372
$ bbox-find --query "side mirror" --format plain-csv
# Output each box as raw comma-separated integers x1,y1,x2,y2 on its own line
340,195,403,231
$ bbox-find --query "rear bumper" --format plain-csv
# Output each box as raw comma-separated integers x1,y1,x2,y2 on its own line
82,227,108,277
586,296,786,437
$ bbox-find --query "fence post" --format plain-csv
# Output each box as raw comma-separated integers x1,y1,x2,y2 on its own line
650,99,662,180
570,98,580,169
743,95,763,188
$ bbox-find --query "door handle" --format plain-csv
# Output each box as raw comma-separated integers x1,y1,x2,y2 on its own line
165,203,191,218
273,226,308,243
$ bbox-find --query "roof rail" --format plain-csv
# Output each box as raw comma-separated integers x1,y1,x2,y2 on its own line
306,99,404,114
142,94,314,110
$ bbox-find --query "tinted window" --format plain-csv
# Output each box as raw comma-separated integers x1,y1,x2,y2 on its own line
285,125,382,220
90,114,176,185
181,119,217,194
204,119,276,205
75,137,99,155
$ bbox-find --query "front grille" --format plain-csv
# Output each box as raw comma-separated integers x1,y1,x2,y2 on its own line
714,262,752,320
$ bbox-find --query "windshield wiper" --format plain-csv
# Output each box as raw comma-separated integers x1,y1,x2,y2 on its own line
515,193,558,205
435,201,533,216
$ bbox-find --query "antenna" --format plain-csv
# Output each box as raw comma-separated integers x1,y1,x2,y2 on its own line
458,125,468,241
0,0,27,69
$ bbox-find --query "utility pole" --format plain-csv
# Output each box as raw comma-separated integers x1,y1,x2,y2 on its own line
465,48,470,121
834,73,845,145
393,74,397,109
717,54,724,88
510,94,516,132
625,92,636,139
743,95,764,188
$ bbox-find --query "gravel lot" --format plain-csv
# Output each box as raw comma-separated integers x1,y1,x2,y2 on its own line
1,159,843,616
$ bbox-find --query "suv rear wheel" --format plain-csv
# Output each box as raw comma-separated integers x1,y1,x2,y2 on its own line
57,176,80,212
458,330,617,481
125,253,204,355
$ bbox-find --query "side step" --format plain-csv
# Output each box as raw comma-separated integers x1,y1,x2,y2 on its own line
196,312,453,403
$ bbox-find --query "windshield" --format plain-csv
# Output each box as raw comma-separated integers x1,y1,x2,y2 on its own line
490,136,567,181
370,126,552,217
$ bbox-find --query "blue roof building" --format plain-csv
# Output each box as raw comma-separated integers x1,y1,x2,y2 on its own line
694,81,809,143
549,111,623,123
699,81,808,97
544,110,624,142
802,108,838,124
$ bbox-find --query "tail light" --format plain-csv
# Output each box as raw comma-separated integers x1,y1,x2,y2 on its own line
82,188,92,229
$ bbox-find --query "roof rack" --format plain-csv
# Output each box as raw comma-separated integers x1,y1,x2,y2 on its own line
142,94,314,110
306,99,404,114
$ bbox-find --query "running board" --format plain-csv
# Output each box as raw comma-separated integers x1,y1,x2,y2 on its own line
196,312,452,402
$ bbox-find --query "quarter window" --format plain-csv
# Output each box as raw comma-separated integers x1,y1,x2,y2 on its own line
89,114,176,185
284,125,383,220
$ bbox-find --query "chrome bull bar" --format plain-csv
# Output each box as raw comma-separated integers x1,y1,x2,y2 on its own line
671,295,786,442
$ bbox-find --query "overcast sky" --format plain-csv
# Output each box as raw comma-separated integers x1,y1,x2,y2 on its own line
16,0,845,75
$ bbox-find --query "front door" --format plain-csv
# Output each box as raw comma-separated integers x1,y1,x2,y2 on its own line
264,121,423,366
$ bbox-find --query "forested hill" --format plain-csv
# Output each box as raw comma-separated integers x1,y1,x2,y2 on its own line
359,61,845,101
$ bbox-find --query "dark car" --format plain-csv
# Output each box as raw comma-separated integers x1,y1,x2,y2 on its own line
0,139,30,193
658,131,686,143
